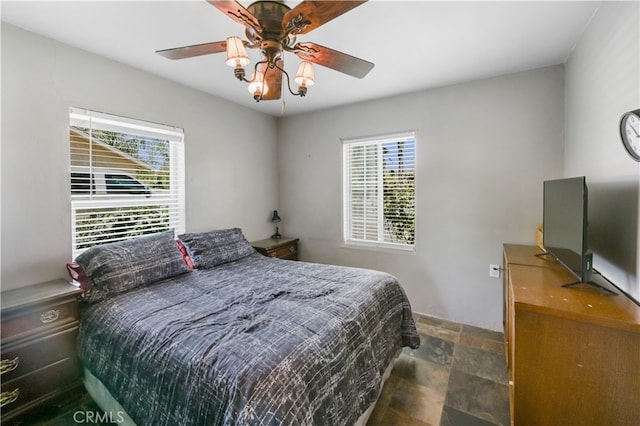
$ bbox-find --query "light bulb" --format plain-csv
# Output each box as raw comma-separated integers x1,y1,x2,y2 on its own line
247,70,269,99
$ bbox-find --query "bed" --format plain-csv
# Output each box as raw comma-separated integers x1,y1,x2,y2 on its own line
73,229,420,425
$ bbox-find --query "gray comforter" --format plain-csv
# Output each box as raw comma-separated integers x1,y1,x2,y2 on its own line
78,253,419,425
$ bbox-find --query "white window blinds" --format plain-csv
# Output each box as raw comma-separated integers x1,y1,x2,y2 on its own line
69,107,185,258
343,131,416,250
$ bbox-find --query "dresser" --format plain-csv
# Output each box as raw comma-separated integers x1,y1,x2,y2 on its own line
503,244,640,425
1,280,83,423
251,237,299,260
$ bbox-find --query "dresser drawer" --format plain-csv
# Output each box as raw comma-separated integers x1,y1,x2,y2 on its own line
0,356,82,417
1,298,79,343
267,244,297,259
252,238,299,260
1,326,79,382
1,280,83,423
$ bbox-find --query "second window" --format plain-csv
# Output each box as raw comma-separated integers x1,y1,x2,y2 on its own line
342,131,416,250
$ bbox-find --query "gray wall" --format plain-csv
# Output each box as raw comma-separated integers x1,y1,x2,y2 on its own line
564,1,640,302
1,23,279,290
278,66,565,331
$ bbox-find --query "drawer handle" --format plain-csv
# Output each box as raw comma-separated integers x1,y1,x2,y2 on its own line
0,389,19,407
0,357,20,375
40,309,60,324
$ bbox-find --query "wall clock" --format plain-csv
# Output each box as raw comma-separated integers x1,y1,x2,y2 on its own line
620,109,640,161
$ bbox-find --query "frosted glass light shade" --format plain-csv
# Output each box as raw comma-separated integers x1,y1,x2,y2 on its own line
247,71,269,96
294,61,315,87
225,36,250,67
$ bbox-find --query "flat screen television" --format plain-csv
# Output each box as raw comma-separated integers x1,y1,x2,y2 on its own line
542,176,593,286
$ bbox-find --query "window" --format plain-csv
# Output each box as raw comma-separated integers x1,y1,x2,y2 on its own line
69,108,185,258
342,131,416,250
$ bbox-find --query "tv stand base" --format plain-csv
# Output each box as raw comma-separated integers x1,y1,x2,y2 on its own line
561,279,618,295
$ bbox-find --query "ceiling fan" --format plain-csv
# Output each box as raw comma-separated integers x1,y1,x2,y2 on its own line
156,0,374,102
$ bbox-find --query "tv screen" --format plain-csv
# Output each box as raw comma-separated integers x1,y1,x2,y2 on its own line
543,176,592,283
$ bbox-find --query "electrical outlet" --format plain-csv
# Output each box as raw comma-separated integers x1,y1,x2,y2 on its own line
489,264,501,278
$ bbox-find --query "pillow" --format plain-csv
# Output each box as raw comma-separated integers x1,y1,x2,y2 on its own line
178,228,255,269
66,261,92,292
75,230,191,302
175,239,195,269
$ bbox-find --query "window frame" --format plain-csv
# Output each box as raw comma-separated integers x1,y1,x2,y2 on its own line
342,130,417,251
69,107,185,258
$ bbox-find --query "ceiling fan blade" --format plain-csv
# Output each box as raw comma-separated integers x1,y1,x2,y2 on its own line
293,42,374,79
283,0,367,35
260,60,283,100
156,41,227,60
206,0,261,34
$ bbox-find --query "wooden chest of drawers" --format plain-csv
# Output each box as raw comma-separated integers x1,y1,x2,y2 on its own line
503,244,640,425
251,237,299,260
1,280,83,423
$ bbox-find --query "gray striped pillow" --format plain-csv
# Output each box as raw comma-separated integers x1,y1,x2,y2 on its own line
76,230,191,302
178,228,255,269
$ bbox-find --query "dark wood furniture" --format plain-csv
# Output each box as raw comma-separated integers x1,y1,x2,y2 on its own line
251,237,299,260
1,280,83,423
503,244,640,425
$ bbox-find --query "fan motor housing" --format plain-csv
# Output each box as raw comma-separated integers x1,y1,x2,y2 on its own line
246,1,290,40
260,39,283,61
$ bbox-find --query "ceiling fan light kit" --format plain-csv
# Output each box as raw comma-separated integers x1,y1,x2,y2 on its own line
157,0,374,103
225,35,312,101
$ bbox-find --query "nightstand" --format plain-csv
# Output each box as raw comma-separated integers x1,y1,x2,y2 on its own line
1,279,83,423
252,237,299,260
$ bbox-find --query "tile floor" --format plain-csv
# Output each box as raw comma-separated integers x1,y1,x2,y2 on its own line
367,314,510,426
18,314,509,426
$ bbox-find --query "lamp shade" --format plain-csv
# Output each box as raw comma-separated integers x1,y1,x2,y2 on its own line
271,210,281,223
225,36,250,67
247,70,269,96
294,61,315,87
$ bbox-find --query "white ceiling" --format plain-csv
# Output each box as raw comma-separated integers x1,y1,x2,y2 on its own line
1,0,601,117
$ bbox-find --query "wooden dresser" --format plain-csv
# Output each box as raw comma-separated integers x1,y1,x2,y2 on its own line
251,237,299,260
1,280,83,423
503,244,640,426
